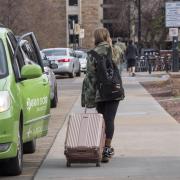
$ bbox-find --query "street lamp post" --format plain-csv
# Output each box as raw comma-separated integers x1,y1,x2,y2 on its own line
166,0,179,72
72,20,76,50
172,0,179,72
138,0,141,55
128,2,131,39
172,36,179,72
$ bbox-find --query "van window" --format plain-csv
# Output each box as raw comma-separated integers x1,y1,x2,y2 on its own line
22,42,39,64
7,32,25,71
0,39,8,79
7,32,25,81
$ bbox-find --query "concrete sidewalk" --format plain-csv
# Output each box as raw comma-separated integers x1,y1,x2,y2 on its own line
34,74,180,180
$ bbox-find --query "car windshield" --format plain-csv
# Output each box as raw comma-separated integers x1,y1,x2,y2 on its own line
43,49,67,56
76,52,87,58
0,39,8,79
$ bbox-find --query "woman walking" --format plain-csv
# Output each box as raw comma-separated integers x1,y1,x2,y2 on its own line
81,28,124,163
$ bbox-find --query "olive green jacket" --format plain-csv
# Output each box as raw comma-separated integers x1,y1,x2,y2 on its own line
113,42,126,64
81,42,119,108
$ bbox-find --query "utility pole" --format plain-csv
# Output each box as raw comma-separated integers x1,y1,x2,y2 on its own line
129,0,137,42
128,2,131,39
138,0,141,55
166,0,179,71
172,0,179,72
72,20,76,50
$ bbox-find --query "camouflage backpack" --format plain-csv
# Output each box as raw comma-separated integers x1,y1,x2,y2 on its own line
88,49,125,102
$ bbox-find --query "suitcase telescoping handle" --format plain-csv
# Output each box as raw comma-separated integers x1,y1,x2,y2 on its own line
84,105,97,114
85,105,87,114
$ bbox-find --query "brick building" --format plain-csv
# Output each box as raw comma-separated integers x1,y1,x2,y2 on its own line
67,0,103,49
41,0,103,49
36,0,103,49
0,0,103,49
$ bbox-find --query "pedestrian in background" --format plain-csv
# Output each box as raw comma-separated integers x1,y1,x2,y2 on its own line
126,40,138,77
113,41,126,75
81,28,122,163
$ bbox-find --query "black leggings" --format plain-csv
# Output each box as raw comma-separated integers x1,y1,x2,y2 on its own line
96,101,119,139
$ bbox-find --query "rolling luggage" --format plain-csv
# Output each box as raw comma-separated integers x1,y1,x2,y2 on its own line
64,113,105,167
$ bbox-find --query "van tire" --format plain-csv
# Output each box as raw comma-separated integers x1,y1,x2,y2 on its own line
5,123,23,176
23,139,36,154
51,84,58,108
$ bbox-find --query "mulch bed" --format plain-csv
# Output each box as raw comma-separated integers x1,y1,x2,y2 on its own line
141,80,180,123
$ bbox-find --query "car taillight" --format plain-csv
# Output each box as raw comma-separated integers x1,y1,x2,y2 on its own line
57,58,71,62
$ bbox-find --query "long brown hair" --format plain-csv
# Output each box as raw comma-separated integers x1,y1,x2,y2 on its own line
94,28,110,46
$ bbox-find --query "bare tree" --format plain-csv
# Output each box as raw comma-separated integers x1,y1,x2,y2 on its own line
140,0,167,48
0,0,24,32
104,0,167,48
104,0,130,39
0,0,67,48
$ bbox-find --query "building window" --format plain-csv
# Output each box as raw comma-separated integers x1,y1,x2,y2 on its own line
68,15,78,29
69,0,78,6
69,34,79,45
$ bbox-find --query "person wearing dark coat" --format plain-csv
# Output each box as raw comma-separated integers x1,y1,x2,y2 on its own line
126,40,138,76
81,28,121,163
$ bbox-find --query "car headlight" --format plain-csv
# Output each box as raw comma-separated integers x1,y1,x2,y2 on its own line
0,91,11,113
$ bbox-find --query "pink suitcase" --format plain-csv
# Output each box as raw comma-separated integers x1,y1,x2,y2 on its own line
64,113,105,167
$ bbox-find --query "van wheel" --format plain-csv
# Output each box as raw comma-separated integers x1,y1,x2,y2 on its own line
5,124,23,176
23,139,36,154
51,84,58,108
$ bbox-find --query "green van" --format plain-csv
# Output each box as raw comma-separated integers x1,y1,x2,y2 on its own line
0,27,50,175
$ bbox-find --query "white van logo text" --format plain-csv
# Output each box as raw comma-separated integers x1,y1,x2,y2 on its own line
27,97,48,111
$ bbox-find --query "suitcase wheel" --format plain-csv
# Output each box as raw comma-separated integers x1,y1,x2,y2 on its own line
66,161,71,167
96,161,101,167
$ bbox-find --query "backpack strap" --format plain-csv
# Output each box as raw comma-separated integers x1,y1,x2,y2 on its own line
87,50,103,69
88,50,101,60
88,48,115,70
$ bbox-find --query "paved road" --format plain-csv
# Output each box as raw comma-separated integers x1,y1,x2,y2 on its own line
0,75,83,179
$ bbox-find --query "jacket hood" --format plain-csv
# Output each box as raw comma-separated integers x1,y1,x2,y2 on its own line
93,42,110,55
96,42,110,48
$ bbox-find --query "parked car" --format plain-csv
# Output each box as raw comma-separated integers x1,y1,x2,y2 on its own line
75,50,87,73
41,48,81,78
41,52,58,108
0,28,51,175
